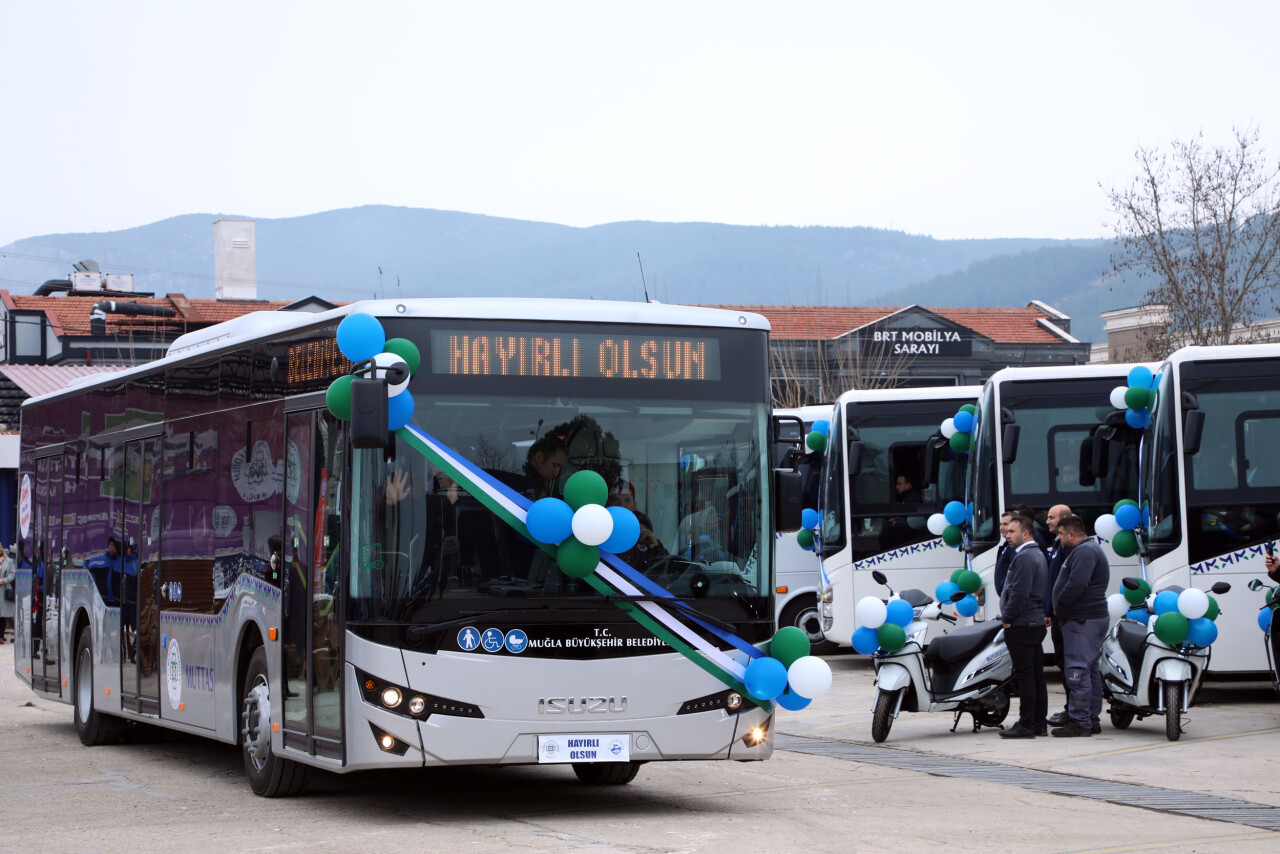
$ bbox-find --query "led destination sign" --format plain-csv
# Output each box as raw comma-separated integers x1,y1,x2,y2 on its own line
430,330,721,382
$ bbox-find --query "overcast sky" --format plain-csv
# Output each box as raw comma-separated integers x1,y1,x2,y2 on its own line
3,1,1278,249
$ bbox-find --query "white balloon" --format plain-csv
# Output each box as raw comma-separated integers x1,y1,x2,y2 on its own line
1109,385,1129,410
571,504,614,546
1177,587,1209,620
1148,614,1159,631
1107,593,1129,623
856,596,887,629
1094,513,1121,540
926,513,948,536
787,656,833,700
372,352,411,397
940,418,957,438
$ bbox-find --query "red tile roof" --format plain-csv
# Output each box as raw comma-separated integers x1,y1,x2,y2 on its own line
2,292,295,337
708,304,1069,344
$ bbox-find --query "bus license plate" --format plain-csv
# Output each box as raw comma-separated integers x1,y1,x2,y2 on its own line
537,734,630,764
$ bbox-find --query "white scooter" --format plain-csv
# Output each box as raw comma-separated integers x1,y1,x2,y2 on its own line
1099,577,1231,741
868,570,1013,743
1246,576,1280,695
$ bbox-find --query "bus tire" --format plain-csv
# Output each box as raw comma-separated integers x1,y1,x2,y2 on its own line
779,595,837,655
573,761,642,785
241,645,309,797
74,626,123,746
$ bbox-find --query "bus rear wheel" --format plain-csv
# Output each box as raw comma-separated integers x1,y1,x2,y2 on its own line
74,626,123,746
241,645,309,797
573,761,642,785
779,595,837,655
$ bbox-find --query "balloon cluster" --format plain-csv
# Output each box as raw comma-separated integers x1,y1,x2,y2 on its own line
926,500,971,549
850,594,924,654
1107,580,1222,647
1094,499,1143,558
1258,586,1277,633
797,507,821,551
936,567,982,617
1107,577,1153,623
742,626,833,709
525,470,641,579
1109,365,1158,430
806,419,831,453
939,404,978,454
326,313,422,430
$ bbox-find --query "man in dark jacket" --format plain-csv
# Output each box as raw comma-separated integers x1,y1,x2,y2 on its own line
1043,504,1072,724
998,514,1048,738
1051,515,1110,737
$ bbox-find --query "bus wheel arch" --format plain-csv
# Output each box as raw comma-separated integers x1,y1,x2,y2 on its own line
779,593,836,655
238,634,308,796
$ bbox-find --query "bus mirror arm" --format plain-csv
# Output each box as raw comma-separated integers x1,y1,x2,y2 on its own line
1001,423,1020,464
921,433,945,488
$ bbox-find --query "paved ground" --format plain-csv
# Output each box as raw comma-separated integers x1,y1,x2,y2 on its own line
2,644,1279,853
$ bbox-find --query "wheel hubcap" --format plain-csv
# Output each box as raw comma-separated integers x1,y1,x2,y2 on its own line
242,676,272,770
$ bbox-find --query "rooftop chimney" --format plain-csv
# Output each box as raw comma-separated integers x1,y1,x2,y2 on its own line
214,218,257,300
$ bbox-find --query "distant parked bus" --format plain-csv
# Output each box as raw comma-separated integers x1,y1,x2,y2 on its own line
12,299,799,795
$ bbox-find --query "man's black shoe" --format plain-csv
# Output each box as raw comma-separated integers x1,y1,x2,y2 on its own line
1091,723,1102,734
1051,722,1092,737
1000,723,1036,739
1035,724,1048,736
1047,710,1070,727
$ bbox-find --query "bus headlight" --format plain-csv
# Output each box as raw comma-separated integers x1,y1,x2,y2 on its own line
381,687,402,708
408,695,426,716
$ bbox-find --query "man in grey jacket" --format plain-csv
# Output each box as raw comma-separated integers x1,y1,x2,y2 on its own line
998,514,1048,738
1051,516,1111,737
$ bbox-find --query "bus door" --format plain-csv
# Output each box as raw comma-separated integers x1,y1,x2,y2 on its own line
32,453,63,694
281,408,344,761
120,437,162,715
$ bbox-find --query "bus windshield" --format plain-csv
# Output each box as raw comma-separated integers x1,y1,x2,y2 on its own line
346,318,773,642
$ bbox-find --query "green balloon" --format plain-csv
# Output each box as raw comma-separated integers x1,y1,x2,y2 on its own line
806,431,827,453
564,470,608,510
959,404,977,416
1111,529,1139,558
1113,498,1139,513
1123,584,1148,606
383,337,421,375
325,376,354,421
942,525,964,547
949,431,972,453
1154,611,1190,646
1124,386,1150,410
1204,595,1220,622
770,626,811,668
1267,588,1277,606
877,623,907,653
951,567,967,585
556,537,600,579
796,528,815,549
957,569,982,594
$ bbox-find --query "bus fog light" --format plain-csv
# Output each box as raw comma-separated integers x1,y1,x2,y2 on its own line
746,726,766,745
380,734,396,750
381,687,402,708
408,696,426,715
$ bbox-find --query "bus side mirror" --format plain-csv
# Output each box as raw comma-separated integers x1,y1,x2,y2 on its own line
921,434,945,488
350,377,390,449
848,440,864,477
1001,423,1020,464
773,467,804,533
1078,434,1097,487
1183,409,1205,456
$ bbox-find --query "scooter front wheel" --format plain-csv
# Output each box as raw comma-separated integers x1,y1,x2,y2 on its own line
1163,681,1183,741
872,688,900,743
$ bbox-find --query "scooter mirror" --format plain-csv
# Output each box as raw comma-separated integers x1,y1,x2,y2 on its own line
1210,581,1231,595
1121,577,1143,591
872,570,888,586
1248,579,1265,592
950,590,969,603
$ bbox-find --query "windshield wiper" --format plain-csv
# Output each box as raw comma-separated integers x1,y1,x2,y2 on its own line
602,594,739,633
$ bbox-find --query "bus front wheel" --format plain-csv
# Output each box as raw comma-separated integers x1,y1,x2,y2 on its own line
74,626,123,746
240,645,309,797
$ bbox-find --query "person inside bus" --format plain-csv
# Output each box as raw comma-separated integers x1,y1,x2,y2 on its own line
87,537,124,605
608,478,638,513
880,473,924,550
523,432,568,500
617,511,671,573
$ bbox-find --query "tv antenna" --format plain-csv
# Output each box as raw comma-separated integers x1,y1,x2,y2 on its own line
636,253,651,302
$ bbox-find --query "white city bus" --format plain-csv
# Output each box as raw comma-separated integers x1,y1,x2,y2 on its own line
12,299,795,795
966,364,1150,620
816,385,981,648
1136,343,1280,673
773,405,834,652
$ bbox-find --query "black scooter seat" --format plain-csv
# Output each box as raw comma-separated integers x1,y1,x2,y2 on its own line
1116,618,1149,668
925,621,1003,666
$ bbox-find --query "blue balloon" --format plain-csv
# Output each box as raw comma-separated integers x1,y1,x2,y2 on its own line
811,419,830,436
775,686,812,711
1124,408,1151,429
526,497,574,545
801,507,821,530
885,598,914,627
1126,607,1150,622
1186,617,1218,647
943,500,967,526
1260,608,1274,632
935,580,961,603
744,657,789,701
387,390,415,430
953,410,974,433
1152,589,1181,615
601,506,641,553
1127,365,1154,389
1115,504,1141,531
956,594,979,617
336,313,386,363
851,625,880,654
